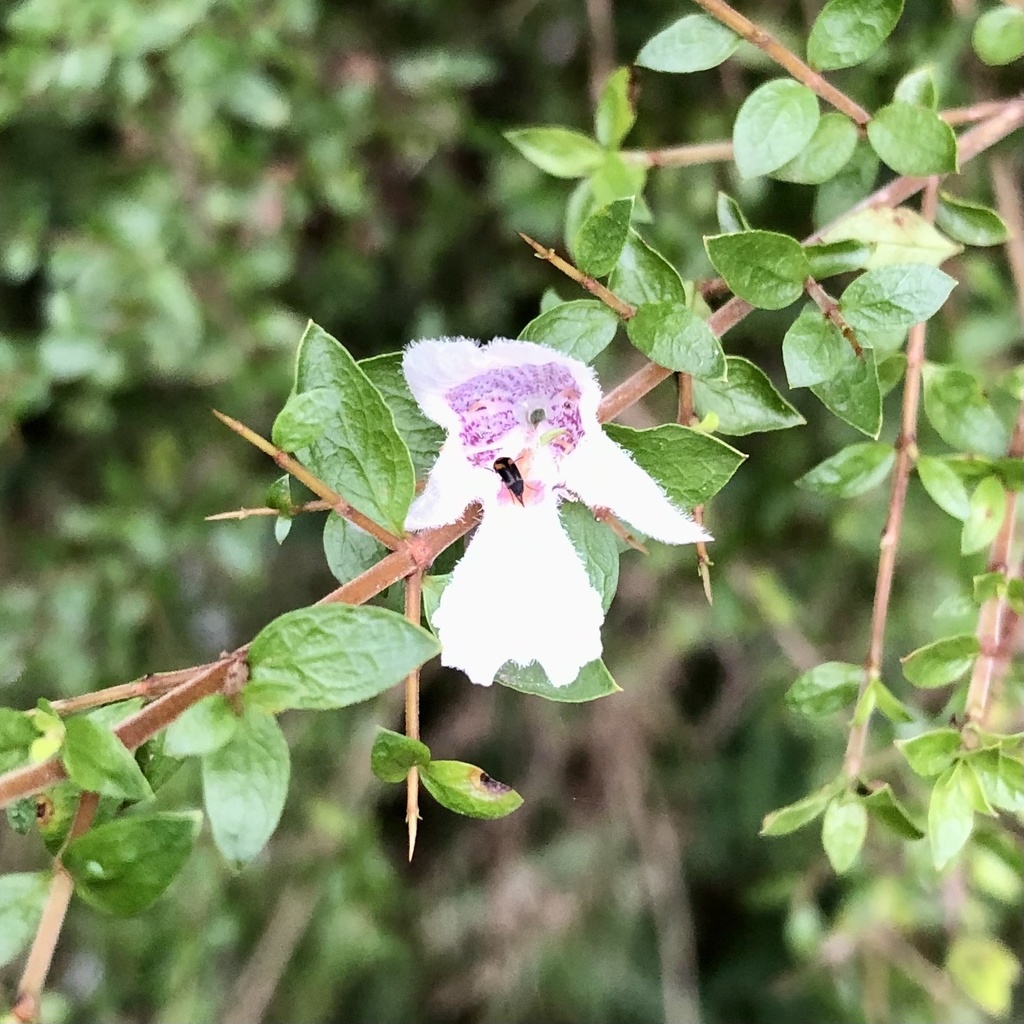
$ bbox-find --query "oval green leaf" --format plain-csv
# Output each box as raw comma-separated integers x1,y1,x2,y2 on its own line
822,796,868,873
247,604,440,711
603,422,746,506
495,659,620,702
772,112,858,185
840,264,956,332
916,455,971,520
518,299,620,363
0,872,49,967
807,0,904,70
901,633,979,688
935,193,1009,247
636,14,740,73
574,197,634,278
202,706,289,866
503,127,605,178
370,727,431,784
626,300,726,378
972,6,1024,66
63,812,201,916
420,760,524,819
62,717,153,802
867,102,958,176
733,79,820,178
163,695,239,758
786,661,861,716
705,230,810,309
294,322,415,535
796,441,894,498
692,356,804,436
609,229,689,306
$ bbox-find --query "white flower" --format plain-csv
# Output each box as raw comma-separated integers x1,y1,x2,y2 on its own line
403,337,711,687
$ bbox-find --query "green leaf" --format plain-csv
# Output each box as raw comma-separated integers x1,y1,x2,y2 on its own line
518,299,620,364
0,708,38,754
936,193,1009,247
561,501,619,613
163,695,239,758
495,659,620,702
782,303,848,388
902,633,979,688
877,353,907,397
420,573,450,631
693,356,804,436
733,79,821,178
594,67,636,148
929,763,975,869
294,322,415,535
716,192,751,234
761,781,841,836
922,364,1011,458
626,301,726,378
868,678,915,723
772,112,859,184
0,872,49,967
820,206,962,268
796,442,894,498
972,6,1024,66
574,197,634,277
369,727,431,784
948,935,1022,1018
786,661,861,716
705,231,810,310
604,422,745,506
804,240,874,279
62,717,153,802
917,455,971,520
973,570,1008,606
635,14,740,73
247,604,440,711
961,475,1006,555
322,512,384,586
840,265,956,332
867,103,958,176
265,474,292,538
420,760,523,819
609,229,689,306
897,727,962,776
893,66,937,108
503,127,605,178
860,784,924,839
588,151,647,206
359,352,445,479
202,706,289,866
967,748,1024,816
807,0,904,69
271,387,341,451
63,812,201,915
810,347,882,438
822,796,867,873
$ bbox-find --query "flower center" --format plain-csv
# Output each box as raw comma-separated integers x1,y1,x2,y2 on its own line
446,362,584,468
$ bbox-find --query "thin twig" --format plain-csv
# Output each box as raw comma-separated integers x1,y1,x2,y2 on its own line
211,409,402,550
963,154,1024,728
404,570,423,861
518,233,637,318
690,0,871,125
843,178,940,781
206,500,331,521
621,140,735,169
584,0,615,104
677,374,713,604
12,793,99,1024
940,97,1020,125
805,277,863,357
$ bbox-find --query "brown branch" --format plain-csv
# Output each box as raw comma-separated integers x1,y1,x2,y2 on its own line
12,793,99,1024
964,154,1024,728
842,179,940,782
211,409,402,550
517,233,637,319
621,140,735,169
805,277,863,357
677,374,713,604
690,0,871,125
940,97,1020,125
404,570,423,862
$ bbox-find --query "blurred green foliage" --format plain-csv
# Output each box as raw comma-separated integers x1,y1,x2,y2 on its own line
1,1,1021,1022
